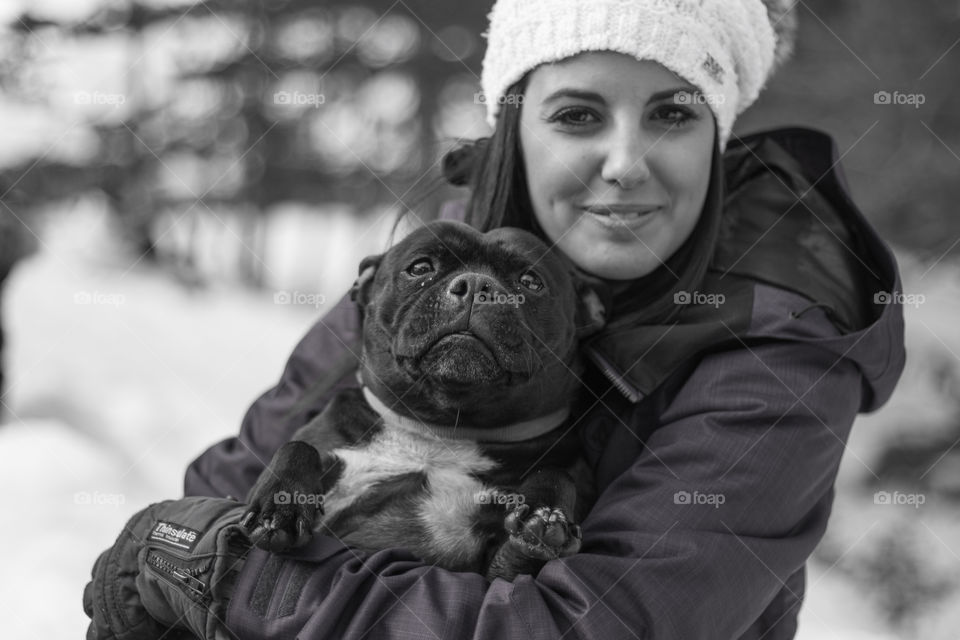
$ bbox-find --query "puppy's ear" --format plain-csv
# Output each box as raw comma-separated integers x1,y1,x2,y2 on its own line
551,251,608,339
350,254,383,307
575,280,607,338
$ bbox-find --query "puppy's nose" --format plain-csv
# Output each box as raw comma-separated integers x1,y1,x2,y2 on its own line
446,272,495,301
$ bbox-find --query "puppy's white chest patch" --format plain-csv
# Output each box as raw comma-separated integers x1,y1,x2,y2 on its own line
324,427,498,554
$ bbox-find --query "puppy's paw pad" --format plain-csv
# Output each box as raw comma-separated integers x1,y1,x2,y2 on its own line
243,487,321,552
504,506,581,560
245,514,313,552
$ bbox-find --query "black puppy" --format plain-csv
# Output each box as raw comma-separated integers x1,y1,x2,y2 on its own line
242,221,604,580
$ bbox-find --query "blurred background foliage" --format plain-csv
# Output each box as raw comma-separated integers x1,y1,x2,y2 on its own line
1,0,493,285
1,0,958,285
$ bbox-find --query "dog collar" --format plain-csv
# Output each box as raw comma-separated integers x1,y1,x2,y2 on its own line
361,386,571,443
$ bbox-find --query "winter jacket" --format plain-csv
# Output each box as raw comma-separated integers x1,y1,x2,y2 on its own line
184,127,906,640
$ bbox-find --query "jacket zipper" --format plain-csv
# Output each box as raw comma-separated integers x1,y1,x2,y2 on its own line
584,346,643,403
146,549,210,602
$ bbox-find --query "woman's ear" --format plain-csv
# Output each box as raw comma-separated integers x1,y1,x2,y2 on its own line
350,254,383,307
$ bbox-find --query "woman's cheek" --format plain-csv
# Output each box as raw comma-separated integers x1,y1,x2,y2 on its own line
662,148,708,206
549,150,593,199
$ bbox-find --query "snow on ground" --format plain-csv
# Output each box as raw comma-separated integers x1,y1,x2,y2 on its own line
797,559,899,640
0,205,394,639
1,208,957,639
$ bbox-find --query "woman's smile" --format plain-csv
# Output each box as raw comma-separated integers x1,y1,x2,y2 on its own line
577,203,665,232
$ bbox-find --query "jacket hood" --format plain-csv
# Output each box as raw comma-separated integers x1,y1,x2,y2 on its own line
581,127,906,413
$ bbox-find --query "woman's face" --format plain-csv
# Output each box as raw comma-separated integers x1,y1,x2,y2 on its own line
518,52,716,280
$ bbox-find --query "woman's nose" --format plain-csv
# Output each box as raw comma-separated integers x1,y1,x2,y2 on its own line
600,126,653,189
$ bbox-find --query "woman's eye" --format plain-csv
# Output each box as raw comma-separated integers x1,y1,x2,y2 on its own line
519,271,544,291
652,105,698,127
406,259,434,276
546,107,600,127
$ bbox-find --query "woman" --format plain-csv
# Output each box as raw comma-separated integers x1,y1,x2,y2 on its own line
84,1,905,638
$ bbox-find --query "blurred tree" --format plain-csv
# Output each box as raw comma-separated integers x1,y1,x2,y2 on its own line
0,176,39,407
2,0,957,280
851,521,956,634
2,0,494,286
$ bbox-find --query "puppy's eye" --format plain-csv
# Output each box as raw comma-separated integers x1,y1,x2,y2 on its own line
406,258,434,277
519,270,544,292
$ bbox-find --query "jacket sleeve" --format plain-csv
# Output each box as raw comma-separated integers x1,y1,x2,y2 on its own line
222,306,862,640
183,292,363,500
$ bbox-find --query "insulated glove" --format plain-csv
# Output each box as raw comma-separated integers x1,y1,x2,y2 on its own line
83,496,250,640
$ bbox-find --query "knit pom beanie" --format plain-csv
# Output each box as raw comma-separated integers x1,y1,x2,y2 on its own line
480,0,797,149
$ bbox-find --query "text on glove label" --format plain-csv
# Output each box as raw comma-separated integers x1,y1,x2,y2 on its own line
148,521,201,551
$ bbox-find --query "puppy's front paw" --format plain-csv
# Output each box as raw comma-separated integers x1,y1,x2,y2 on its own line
242,484,322,552
503,504,582,561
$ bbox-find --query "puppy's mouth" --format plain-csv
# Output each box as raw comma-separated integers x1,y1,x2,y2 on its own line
416,332,508,386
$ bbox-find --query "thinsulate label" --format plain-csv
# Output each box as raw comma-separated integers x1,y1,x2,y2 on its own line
148,521,201,552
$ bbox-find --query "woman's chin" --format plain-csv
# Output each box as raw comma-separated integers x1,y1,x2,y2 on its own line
556,230,662,279
573,251,662,281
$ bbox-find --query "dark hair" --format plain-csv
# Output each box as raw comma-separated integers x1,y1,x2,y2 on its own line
440,77,724,328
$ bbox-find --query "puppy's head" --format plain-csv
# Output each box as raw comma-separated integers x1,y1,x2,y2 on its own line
351,221,605,427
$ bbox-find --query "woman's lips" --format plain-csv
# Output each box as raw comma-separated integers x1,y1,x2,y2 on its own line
578,204,663,229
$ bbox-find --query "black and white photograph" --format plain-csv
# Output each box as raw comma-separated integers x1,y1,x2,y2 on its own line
0,0,958,638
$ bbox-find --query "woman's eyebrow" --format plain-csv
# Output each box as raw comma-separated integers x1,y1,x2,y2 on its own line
541,86,702,105
541,88,606,105
649,86,700,102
